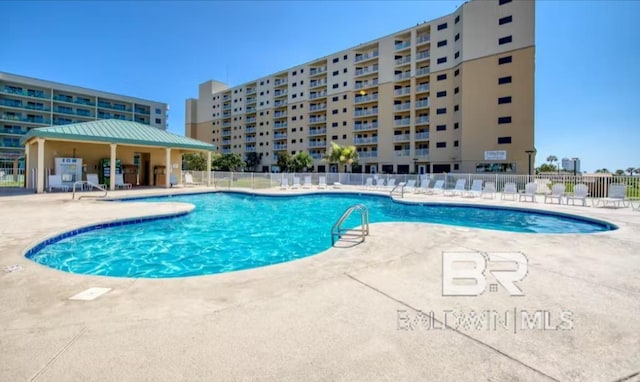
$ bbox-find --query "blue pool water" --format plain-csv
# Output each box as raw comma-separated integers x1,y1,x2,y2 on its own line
26,192,615,278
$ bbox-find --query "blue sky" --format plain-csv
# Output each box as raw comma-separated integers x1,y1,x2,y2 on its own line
2,1,638,172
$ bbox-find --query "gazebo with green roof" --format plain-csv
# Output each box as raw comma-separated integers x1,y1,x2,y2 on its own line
21,120,216,193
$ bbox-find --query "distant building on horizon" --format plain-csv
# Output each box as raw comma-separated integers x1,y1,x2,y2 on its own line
0,71,169,164
186,0,535,174
562,157,581,173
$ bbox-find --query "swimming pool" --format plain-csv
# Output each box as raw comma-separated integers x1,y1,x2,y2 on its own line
26,192,615,278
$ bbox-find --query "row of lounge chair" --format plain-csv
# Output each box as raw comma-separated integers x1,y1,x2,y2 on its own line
281,176,328,190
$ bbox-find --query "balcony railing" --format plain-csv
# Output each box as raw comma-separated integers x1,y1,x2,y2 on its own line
0,114,50,124
274,89,288,97
354,50,379,63
395,41,410,50
394,149,411,157
416,116,430,125
221,139,231,145
395,56,411,65
309,103,327,111
222,130,232,136
417,34,431,44
274,122,287,128
354,65,379,77
245,146,256,152
354,136,378,145
246,117,256,123
309,128,327,136
246,97,257,104
246,127,256,133
358,151,378,158
274,133,287,139
308,140,327,148
354,108,378,117
354,79,379,90
416,100,430,109
415,132,430,140
0,100,50,112
274,100,288,107
416,84,430,93
416,67,430,77
393,134,411,142
274,144,288,150
246,88,256,94
394,72,412,81
310,152,325,160
309,91,327,100
274,78,288,86
2,87,49,99
274,111,287,118
222,122,231,128
354,94,378,104
394,87,411,96
416,51,430,61
354,122,378,131
246,106,256,113
222,104,231,110
309,116,327,123
394,118,411,126
394,103,411,112
415,148,430,157
309,79,327,88
309,67,327,76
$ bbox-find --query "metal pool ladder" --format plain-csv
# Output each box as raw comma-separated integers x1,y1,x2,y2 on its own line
72,181,108,200
331,204,370,246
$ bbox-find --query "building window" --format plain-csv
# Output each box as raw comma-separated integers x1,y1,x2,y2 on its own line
332,109,338,114
343,95,347,100
498,116,512,124
454,122,459,129
436,91,447,98
437,74,447,81
343,81,347,86
343,55,348,60
498,136,512,144
454,51,460,59
333,70,339,76
454,104,459,111
454,69,460,76
155,108,161,114
332,122,338,127
332,84,339,89
332,96,339,102
436,124,446,131
499,35,513,45
437,57,447,64
155,118,161,124
292,71,297,76
454,87,459,94
499,0,512,5
436,108,446,115
499,56,513,65
498,96,512,104
436,142,446,148
343,68,348,73
498,76,512,85
454,15,460,24
437,22,447,30
333,57,339,63
437,40,447,47
455,33,460,42
454,140,459,147
453,164,459,170
342,107,347,113
499,15,513,25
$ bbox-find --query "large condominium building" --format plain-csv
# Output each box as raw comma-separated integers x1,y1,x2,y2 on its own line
186,0,534,174
0,72,168,162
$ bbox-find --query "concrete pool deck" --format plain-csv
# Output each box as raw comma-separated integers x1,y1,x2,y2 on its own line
0,186,639,381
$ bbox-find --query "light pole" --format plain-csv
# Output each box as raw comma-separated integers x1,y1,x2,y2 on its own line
525,149,536,176
413,157,418,174
572,158,578,177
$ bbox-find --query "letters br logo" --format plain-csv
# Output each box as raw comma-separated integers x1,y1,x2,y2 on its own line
442,251,528,296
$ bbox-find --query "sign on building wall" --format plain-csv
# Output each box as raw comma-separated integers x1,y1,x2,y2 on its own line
484,151,507,160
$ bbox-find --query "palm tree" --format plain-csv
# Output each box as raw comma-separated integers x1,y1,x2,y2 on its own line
595,168,610,174
626,167,635,176
325,142,359,172
291,152,313,172
546,155,558,172
615,169,625,176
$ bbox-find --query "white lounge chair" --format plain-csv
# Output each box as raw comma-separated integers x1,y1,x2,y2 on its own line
544,183,566,204
501,182,518,200
302,176,312,189
292,176,301,189
481,182,496,199
115,173,132,189
374,178,386,190
404,179,416,193
444,179,466,196
280,177,289,189
417,178,431,193
565,184,590,207
318,176,327,189
363,177,373,190
385,178,396,191
184,173,202,187
426,179,445,194
85,173,106,190
519,182,537,202
594,183,628,208
48,174,69,192
463,179,483,198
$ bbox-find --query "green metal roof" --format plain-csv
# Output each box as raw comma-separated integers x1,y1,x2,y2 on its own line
21,119,216,151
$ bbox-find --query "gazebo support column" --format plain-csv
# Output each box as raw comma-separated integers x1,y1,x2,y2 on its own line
36,138,45,194
110,143,117,191
165,148,171,188
207,151,212,187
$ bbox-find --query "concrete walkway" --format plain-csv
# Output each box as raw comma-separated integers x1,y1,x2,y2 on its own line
1,187,639,381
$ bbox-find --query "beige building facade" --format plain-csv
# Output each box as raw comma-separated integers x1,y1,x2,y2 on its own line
186,0,535,174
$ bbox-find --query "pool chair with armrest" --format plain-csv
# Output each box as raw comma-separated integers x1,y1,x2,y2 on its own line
594,183,628,208
565,184,590,207
519,182,537,202
544,183,566,204
463,179,483,198
481,182,496,199
317,176,327,189
115,174,132,189
292,176,301,189
426,179,445,195
444,179,466,196
48,174,69,192
501,182,518,200
184,173,203,186
302,176,312,189
85,173,106,190
280,176,289,190
404,179,416,193
363,177,374,190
